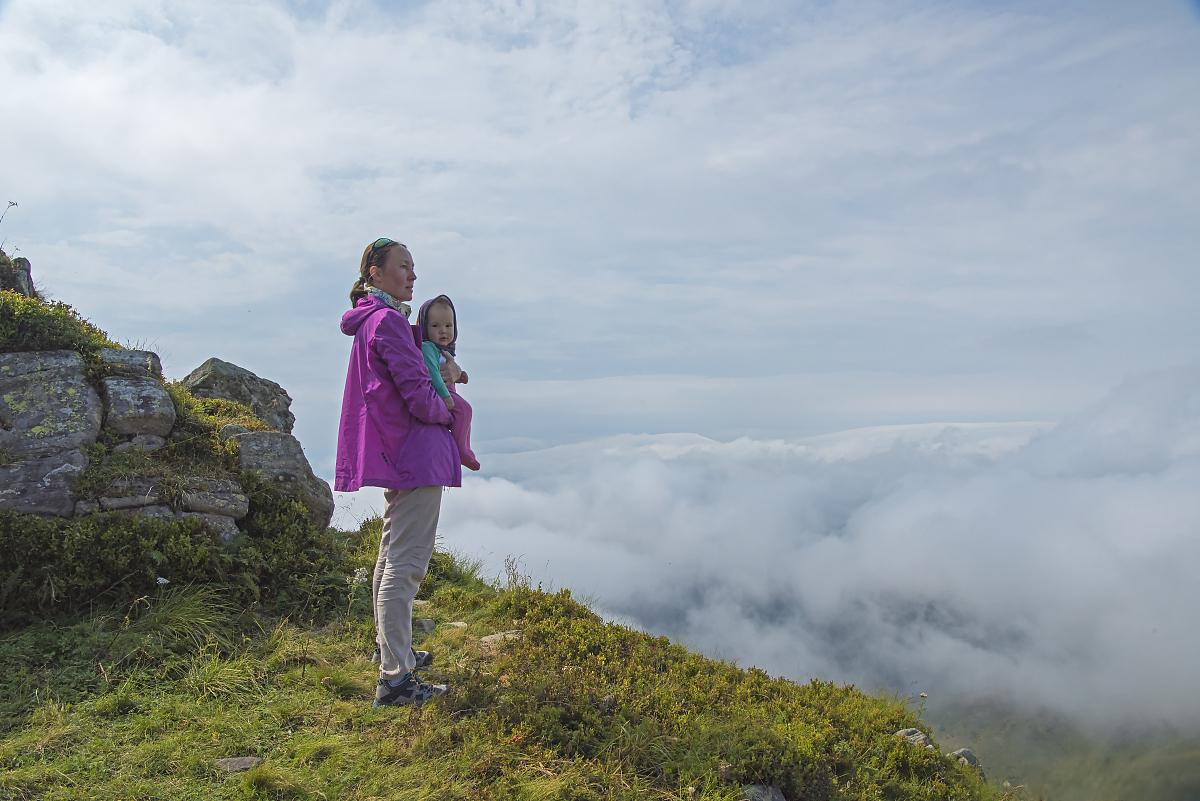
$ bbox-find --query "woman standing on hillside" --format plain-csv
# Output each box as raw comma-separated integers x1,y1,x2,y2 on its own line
335,237,461,707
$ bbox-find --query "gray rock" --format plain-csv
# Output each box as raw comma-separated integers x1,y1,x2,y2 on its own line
74,499,101,515
413,618,437,634
896,728,936,750
744,786,787,801
100,376,176,437
219,423,250,441
113,434,167,454
97,348,163,378
949,747,979,767
479,630,522,652
0,351,103,458
0,449,88,516
181,512,241,543
180,477,249,519
122,504,176,520
98,477,162,511
237,431,333,529
182,357,294,433
0,255,36,297
446,621,468,629
215,756,262,772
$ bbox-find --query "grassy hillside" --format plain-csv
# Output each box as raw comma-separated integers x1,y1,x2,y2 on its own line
1,286,997,799
0,521,998,801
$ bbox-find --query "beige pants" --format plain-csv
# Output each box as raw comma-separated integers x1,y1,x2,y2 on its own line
372,486,442,680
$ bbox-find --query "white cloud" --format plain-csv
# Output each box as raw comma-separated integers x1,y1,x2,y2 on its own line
432,367,1200,731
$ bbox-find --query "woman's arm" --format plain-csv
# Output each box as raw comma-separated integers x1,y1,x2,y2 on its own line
372,313,453,426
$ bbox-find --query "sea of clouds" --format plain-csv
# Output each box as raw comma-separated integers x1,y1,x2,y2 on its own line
420,365,1200,732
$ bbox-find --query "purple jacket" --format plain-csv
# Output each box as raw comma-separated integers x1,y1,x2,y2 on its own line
335,295,460,492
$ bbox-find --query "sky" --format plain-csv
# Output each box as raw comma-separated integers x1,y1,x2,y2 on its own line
2,0,1199,731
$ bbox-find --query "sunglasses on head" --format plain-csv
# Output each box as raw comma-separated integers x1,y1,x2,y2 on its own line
370,237,405,252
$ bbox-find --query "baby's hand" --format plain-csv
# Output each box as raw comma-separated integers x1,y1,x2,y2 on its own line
440,358,462,386
442,395,455,411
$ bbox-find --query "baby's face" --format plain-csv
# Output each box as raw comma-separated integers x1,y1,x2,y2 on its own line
427,304,455,346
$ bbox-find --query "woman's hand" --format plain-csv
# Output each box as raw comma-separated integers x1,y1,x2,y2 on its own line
442,394,455,411
440,358,463,386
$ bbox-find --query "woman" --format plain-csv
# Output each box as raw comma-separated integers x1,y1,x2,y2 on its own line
335,237,460,707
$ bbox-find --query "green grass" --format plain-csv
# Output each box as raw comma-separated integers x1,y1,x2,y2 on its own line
0,527,1000,801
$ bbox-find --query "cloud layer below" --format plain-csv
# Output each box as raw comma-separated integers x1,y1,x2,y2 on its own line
436,366,1200,732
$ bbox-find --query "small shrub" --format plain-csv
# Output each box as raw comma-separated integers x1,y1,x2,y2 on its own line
231,472,354,619
0,290,118,355
0,510,228,629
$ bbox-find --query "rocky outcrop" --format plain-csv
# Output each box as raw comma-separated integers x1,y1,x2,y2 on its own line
182,357,295,433
235,430,333,529
1,338,330,537
0,251,35,297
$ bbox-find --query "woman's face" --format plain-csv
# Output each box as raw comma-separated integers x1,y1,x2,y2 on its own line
370,245,416,301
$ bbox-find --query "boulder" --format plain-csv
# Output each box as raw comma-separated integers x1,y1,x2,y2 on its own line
744,787,787,801
182,357,294,433
180,477,249,519
100,376,176,437
0,448,88,516
237,431,333,529
413,618,437,634
97,348,163,378
0,351,103,458
0,254,35,297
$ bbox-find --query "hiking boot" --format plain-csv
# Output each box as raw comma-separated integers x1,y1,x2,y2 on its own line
373,673,448,707
370,646,432,670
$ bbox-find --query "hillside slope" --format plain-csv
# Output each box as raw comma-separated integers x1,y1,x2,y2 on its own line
0,278,996,800
0,528,996,801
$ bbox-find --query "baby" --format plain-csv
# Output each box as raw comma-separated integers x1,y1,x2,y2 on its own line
417,295,479,471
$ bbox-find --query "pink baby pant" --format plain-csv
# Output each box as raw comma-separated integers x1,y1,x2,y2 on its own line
448,387,476,468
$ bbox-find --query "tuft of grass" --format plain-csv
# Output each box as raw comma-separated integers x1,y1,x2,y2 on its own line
101,585,240,669
182,650,264,700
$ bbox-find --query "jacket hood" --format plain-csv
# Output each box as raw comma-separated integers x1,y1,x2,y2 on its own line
417,295,458,356
341,295,388,336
